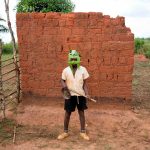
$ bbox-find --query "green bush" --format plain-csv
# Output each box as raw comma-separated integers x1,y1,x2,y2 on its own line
17,0,75,13
145,50,150,59
2,43,13,54
134,38,145,54
134,38,150,59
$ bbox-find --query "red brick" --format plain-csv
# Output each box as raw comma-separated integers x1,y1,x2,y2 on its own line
119,57,126,64
72,28,86,35
74,13,89,19
46,12,61,19
74,19,88,27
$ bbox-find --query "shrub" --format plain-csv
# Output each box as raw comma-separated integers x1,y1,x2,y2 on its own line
134,38,145,54
17,0,75,13
2,43,13,54
145,50,150,59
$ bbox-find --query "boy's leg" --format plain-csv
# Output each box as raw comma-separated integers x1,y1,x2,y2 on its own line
57,111,71,140
64,111,71,132
78,110,85,132
78,110,89,140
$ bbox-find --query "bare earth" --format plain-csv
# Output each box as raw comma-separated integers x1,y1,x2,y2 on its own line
0,55,150,150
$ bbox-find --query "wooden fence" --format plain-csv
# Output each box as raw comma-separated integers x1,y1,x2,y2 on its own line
0,40,21,119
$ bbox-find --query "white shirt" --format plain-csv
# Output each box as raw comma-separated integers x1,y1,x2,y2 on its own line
62,66,89,96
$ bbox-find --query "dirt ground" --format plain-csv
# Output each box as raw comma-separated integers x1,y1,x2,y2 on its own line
0,55,150,150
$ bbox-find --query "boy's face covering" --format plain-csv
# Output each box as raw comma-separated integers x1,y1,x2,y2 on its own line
68,50,80,68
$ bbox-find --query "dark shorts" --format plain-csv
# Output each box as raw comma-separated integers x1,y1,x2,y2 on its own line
64,96,88,112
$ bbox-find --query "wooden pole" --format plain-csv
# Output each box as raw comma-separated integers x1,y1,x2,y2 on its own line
0,39,6,118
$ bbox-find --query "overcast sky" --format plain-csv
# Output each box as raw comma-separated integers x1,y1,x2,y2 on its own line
0,0,150,43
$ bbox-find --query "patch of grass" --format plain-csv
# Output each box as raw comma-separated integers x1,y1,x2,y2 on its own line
141,130,150,142
132,80,139,86
0,118,16,143
136,61,150,67
16,124,59,142
37,144,49,149
104,144,112,150
1,53,13,61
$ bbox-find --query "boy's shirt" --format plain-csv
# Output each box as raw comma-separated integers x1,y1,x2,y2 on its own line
62,66,89,96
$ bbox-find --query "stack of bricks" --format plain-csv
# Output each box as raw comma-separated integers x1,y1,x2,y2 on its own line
16,12,134,99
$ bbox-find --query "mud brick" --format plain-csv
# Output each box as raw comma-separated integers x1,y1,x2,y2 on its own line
119,49,134,56
45,12,61,19
88,19,98,28
58,28,72,35
72,28,86,35
99,73,107,81
127,57,134,65
111,18,120,26
112,34,120,41
103,18,111,27
114,16,125,26
74,19,88,28
95,57,103,66
106,73,116,81
119,57,126,64
59,19,66,27
114,66,133,73
119,33,134,41
16,13,29,20
89,49,99,59
66,19,74,27
81,42,92,50
74,12,89,19
67,36,84,43
33,13,46,19
66,13,75,19
66,43,79,50
88,12,103,19
103,56,111,65
91,42,102,49
43,28,58,35
111,56,119,65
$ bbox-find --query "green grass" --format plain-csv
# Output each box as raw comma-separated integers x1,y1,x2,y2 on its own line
1,53,13,61
0,118,16,143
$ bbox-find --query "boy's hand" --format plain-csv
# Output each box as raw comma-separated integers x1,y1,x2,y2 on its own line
62,87,71,100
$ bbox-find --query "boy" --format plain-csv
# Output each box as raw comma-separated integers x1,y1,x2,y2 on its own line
57,50,90,140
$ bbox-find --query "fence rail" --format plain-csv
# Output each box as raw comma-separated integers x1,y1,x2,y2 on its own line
0,40,21,119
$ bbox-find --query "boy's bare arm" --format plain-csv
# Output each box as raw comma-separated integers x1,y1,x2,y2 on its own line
83,79,89,96
61,79,67,88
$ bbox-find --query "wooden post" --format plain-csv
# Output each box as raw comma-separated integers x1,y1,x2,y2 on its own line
0,39,6,118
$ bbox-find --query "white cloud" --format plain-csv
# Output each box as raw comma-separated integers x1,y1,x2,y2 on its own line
0,0,17,43
0,0,150,43
72,0,150,38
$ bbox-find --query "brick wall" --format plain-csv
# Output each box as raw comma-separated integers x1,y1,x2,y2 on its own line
16,12,134,99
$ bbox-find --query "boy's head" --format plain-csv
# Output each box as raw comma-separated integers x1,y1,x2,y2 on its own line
68,50,80,68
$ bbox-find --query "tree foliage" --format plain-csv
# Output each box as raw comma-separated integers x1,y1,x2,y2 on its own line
0,18,9,33
16,0,75,13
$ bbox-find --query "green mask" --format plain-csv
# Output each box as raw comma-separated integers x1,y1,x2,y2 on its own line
68,50,80,68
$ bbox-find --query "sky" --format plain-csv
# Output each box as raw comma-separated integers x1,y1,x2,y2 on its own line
0,0,150,43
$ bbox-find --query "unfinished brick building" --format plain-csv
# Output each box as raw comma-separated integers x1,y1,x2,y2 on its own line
16,12,134,100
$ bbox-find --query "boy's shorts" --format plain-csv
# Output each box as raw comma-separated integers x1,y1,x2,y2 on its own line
64,96,88,112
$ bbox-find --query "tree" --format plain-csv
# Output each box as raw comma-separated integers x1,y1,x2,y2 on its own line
0,18,8,33
17,0,75,13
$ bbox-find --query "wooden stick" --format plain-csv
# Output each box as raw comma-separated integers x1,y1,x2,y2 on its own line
69,88,97,103
13,126,16,144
